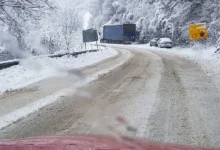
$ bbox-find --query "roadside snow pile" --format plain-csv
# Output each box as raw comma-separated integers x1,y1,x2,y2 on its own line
188,48,220,90
0,48,117,93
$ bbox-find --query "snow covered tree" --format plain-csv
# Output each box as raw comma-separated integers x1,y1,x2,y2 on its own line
60,9,82,52
0,0,53,50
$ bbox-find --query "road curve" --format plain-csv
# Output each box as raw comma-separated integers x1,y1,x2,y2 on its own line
1,46,220,148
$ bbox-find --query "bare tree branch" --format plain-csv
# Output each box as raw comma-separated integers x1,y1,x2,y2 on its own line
0,5,22,27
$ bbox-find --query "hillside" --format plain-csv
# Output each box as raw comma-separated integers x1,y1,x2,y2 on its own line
90,0,220,46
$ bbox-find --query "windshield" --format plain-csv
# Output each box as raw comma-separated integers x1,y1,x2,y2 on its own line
0,0,220,149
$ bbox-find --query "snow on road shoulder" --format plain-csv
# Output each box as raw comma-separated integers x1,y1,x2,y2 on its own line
132,44,220,89
0,48,118,94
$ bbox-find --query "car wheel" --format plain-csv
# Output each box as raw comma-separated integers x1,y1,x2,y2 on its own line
150,44,152,47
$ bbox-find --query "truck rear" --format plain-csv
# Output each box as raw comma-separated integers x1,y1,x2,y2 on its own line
123,24,136,43
101,24,136,44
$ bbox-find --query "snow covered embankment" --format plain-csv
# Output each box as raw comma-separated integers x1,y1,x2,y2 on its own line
0,48,118,94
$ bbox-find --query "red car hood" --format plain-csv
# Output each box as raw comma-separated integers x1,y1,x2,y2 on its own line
0,135,219,150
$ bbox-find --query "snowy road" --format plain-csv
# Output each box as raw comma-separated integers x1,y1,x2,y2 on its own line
1,45,220,148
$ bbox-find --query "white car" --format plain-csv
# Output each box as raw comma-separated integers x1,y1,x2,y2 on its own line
157,38,173,48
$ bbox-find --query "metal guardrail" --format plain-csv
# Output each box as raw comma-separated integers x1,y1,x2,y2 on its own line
0,60,19,70
0,50,99,70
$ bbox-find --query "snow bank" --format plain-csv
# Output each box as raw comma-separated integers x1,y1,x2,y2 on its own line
0,48,117,93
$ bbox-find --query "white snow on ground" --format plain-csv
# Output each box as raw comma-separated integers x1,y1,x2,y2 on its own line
0,47,118,94
132,44,220,90
0,48,132,130
0,90,67,129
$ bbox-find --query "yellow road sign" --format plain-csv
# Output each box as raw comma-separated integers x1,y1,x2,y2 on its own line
189,24,208,40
